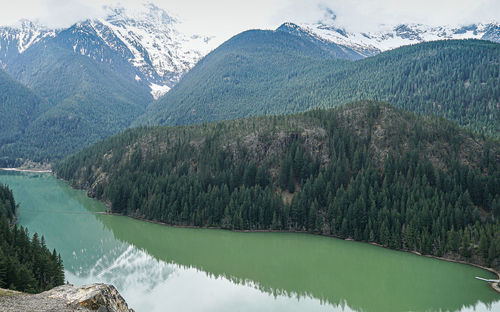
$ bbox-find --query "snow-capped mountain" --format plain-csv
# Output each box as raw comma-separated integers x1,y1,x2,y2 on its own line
0,20,56,66
276,22,376,59
288,22,500,56
87,3,216,98
0,3,217,99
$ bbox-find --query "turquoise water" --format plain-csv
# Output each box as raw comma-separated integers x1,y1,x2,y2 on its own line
1,170,499,312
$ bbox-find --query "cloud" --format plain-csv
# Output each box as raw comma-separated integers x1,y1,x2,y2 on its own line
0,0,498,38
40,0,106,28
276,0,500,32
0,0,107,28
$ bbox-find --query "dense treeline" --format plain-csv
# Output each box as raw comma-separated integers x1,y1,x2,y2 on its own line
0,184,65,293
0,184,16,221
57,102,500,269
139,37,499,137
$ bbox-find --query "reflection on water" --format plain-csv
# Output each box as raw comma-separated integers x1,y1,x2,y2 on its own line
66,245,346,312
1,170,499,312
70,245,174,292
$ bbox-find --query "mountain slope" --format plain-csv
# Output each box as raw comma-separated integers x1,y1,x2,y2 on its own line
0,4,221,164
0,35,153,164
276,23,373,59
135,28,352,126
138,38,500,136
56,101,500,269
0,69,48,150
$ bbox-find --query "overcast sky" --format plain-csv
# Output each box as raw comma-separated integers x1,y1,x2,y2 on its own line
1,0,499,41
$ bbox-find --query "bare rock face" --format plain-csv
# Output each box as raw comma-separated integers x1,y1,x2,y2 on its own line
45,283,133,312
0,284,133,312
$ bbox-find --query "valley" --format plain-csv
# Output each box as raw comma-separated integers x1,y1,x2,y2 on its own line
0,2,499,311
0,5,498,166
1,170,499,312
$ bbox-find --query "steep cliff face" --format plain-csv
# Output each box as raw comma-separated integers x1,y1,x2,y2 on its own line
0,283,133,312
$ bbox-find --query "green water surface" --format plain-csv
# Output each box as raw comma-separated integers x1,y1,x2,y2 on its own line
1,170,498,312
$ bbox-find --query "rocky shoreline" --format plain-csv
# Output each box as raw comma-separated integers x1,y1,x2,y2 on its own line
0,283,133,312
0,167,52,173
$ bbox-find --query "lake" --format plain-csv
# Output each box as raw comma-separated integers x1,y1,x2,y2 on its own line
1,170,499,312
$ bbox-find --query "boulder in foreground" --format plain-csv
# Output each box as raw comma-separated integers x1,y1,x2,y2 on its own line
0,283,133,312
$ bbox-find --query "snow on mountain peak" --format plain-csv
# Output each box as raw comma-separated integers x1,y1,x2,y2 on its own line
0,2,217,99
0,20,57,54
295,21,500,54
2,3,497,100
94,2,217,96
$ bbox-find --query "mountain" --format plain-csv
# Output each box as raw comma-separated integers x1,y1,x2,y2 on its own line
277,22,379,57
0,3,214,164
291,22,500,57
0,35,153,164
137,35,500,137
0,20,56,66
56,101,500,269
134,28,356,126
0,68,48,151
96,3,216,98
276,23,373,59
1,6,498,163
0,3,219,163
0,3,217,99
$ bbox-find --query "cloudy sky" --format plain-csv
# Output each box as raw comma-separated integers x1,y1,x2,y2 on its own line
0,0,499,41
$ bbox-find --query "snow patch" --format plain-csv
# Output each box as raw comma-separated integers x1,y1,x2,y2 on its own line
0,20,57,54
150,83,171,100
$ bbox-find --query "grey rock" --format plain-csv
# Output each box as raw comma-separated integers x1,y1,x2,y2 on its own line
0,284,133,312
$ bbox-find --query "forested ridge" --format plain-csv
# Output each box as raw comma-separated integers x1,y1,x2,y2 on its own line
0,184,65,293
0,69,48,149
138,36,499,137
0,33,153,166
57,101,500,269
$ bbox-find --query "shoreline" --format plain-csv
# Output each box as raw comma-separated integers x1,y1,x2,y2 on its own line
97,210,500,293
52,171,500,295
0,168,52,173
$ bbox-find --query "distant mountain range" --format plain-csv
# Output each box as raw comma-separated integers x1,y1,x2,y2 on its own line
137,30,499,137
0,3,216,99
1,5,498,98
0,3,498,164
281,21,500,58
0,3,218,165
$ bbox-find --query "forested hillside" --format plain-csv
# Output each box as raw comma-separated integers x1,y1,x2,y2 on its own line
0,184,65,293
0,69,48,153
138,36,499,137
57,102,500,269
134,29,356,126
0,183,16,221
0,32,153,166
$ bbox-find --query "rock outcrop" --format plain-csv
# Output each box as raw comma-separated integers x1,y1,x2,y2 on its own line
0,283,133,312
